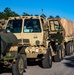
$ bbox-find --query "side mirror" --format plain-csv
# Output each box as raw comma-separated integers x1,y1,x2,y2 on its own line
43,27,49,31
43,23,49,31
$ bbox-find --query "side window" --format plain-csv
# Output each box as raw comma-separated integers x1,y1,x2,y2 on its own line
50,21,55,31
6,19,22,33
49,20,63,31
24,19,41,33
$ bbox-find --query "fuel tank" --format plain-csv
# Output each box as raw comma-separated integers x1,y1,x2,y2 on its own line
0,32,18,55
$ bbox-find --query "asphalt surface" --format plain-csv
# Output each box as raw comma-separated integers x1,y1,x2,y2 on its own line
0,53,74,75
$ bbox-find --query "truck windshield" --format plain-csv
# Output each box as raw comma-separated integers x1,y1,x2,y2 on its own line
6,19,22,33
49,20,62,31
24,19,41,33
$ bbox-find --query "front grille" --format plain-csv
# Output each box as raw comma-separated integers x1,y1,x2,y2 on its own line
23,39,30,44
18,39,22,44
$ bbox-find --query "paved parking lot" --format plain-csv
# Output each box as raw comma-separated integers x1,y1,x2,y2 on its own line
1,53,74,75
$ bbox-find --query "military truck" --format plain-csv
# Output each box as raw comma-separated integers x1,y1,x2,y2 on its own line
0,28,25,75
47,18,74,56
60,18,74,55
5,16,66,68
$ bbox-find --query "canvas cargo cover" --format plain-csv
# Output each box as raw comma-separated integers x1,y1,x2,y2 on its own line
68,20,73,36
73,22,74,36
60,18,73,37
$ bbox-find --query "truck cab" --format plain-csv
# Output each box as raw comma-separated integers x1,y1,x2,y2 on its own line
47,18,65,43
6,16,48,57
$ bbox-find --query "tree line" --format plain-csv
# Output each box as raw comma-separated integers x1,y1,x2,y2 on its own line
0,7,60,20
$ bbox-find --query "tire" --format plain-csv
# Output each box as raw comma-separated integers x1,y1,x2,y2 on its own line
61,45,65,60
71,42,74,54
73,42,74,52
61,49,65,60
0,63,3,68
54,45,62,62
21,54,27,69
70,42,72,54
12,54,25,75
0,63,4,73
66,42,71,55
42,48,52,68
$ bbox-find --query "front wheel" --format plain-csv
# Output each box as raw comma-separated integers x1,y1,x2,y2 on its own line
61,45,65,60
66,42,71,55
54,49,62,62
42,48,52,68
12,54,25,75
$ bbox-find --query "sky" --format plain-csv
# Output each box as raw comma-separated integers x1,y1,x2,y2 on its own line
0,0,74,21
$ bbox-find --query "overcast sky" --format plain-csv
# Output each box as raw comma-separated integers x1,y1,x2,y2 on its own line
0,0,74,21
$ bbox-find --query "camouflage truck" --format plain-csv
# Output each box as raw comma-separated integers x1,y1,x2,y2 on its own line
5,16,65,68
47,18,74,57
60,18,74,55
0,27,25,75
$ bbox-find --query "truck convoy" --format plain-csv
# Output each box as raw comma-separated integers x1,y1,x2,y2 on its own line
3,16,74,69
0,26,25,75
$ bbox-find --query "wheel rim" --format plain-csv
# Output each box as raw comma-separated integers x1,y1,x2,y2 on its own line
18,58,24,74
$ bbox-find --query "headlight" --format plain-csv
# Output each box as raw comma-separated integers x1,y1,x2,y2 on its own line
55,42,58,45
35,40,40,45
35,48,39,52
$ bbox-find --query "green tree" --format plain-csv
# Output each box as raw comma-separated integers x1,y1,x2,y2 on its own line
0,7,19,20
11,11,19,17
4,7,19,19
4,7,12,19
0,12,5,19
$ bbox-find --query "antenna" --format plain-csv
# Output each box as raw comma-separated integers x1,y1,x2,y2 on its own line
42,9,43,14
